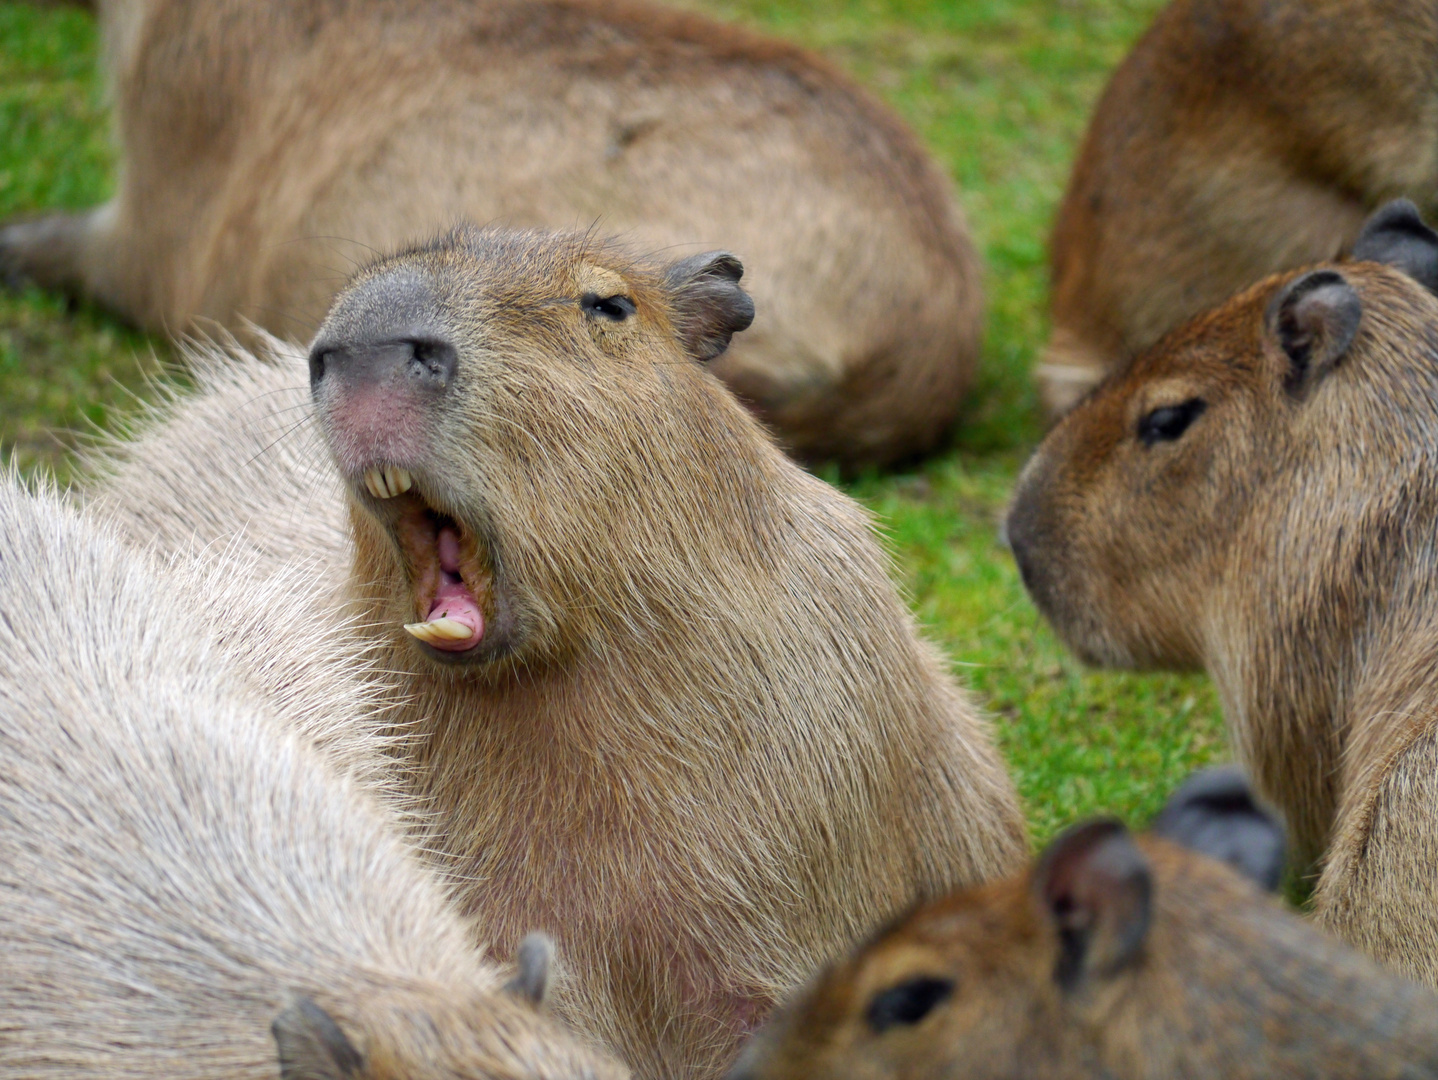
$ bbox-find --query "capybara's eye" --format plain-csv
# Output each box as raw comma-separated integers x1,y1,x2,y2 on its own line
581,293,637,321
864,975,954,1033
1137,398,1207,446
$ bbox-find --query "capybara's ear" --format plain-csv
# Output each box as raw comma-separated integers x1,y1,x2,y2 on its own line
1351,199,1438,296
1265,269,1361,398
1034,819,1151,991
504,931,555,1007
1150,765,1287,893
273,997,365,1080
664,251,756,362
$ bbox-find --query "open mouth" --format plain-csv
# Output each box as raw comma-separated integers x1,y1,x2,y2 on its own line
361,466,490,655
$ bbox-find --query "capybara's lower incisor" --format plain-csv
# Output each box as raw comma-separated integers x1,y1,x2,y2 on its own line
0,478,626,1080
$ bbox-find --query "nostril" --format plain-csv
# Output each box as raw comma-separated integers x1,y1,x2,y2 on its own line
308,345,332,388
406,338,458,390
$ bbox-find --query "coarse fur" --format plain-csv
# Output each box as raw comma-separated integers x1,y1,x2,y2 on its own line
1007,202,1438,984
731,821,1438,1080
83,226,1027,1080
1039,0,1438,415
0,477,627,1080
2,0,984,467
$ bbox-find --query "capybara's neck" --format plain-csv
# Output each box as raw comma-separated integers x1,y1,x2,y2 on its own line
1209,446,1438,873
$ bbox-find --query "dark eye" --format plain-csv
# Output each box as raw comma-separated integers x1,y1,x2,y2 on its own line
865,976,954,1033
1138,398,1207,446
581,293,637,321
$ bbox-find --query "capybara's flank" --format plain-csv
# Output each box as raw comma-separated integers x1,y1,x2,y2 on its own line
733,780,1438,1080
0,479,626,1080
1039,0,1438,415
1009,199,1438,985
87,225,1026,1080
0,0,985,466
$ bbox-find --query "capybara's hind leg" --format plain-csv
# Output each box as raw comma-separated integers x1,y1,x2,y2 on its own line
0,207,104,301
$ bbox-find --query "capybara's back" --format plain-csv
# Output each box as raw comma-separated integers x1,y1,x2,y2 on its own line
1039,0,1438,414
734,775,1438,1080
0,479,627,1080
2,0,983,466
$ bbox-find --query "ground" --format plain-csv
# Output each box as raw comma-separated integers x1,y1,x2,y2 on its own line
0,0,1224,843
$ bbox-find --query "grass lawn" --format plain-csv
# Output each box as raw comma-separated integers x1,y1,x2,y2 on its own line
0,0,1225,844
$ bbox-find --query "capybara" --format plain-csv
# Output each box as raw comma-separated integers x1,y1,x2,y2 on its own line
0,477,627,1080
82,226,1027,1079
1008,198,1438,984
0,0,985,467
731,774,1438,1080
1039,0,1438,416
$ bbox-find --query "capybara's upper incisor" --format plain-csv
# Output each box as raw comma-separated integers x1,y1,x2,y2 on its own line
0,0,985,466
308,225,1026,1079
1039,0,1438,415
1008,199,1438,985
732,795,1438,1080
0,478,627,1080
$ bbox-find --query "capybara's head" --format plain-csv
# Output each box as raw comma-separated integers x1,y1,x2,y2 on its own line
309,227,756,671
1007,200,1438,670
729,774,1291,1080
273,936,629,1080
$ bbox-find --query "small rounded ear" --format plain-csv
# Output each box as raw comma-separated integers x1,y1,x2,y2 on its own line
1351,198,1438,296
1150,765,1287,893
663,251,756,362
1033,819,1152,991
505,931,555,1007
272,997,364,1080
1265,270,1361,398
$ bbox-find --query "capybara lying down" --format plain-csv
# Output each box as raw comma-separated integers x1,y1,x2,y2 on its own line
82,226,1027,1080
0,478,626,1080
1038,0,1438,416
1009,198,1438,984
732,769,1438,1080
0,0,985,467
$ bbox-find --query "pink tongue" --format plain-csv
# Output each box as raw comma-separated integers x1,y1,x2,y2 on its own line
424,526,485,651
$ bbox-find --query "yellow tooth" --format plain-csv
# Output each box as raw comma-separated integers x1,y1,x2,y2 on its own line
404,618,474,644
387,466,414,496
363,467,387,499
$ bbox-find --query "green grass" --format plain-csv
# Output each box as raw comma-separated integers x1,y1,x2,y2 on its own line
0,0,1224,844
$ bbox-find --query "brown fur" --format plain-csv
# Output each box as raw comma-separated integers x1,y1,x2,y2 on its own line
1008,239,1438,983
732,824,1438,1080
1040,0,1438,415
0,477,626,1080
83,227,1026,1079
2,0,983,467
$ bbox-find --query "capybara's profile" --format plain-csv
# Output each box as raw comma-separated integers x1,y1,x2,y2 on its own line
1008,199,1438,984
732,775,1438,1080
0,0,985,467
83,226,1026,1079
0,478,627,1080
1038,0,1438,416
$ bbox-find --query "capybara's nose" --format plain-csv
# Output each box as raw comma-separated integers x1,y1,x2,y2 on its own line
309,335,458,396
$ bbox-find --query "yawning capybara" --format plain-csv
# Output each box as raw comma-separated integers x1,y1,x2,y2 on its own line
1,0,985,466
1039,0,1438,416
1009,199,1438,985
732,771,1438,1080
0,477,626,1080
83,226,1026,1079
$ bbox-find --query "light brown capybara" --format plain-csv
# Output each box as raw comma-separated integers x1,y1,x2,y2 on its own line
0,477,627,1080
83,226,1027,1080
1039,0,1438,416
730,769,1438,1080
1008,199,1438,985
0,0,984,467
